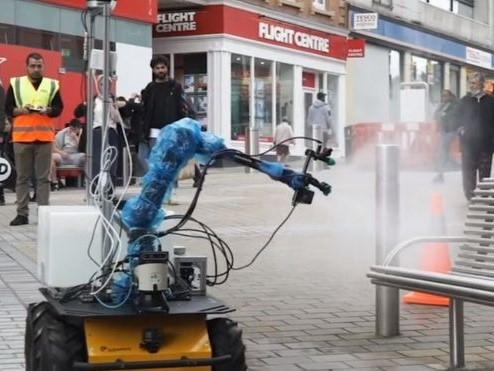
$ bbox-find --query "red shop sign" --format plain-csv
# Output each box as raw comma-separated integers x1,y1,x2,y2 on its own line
347,39,366,58
155,5,348,60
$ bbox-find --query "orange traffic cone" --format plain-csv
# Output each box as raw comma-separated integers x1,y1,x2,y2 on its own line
403,192,451,306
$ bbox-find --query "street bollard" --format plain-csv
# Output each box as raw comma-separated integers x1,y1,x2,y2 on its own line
375,144,400,337
245,127,251,174
312,125,324,172
247,127,260,174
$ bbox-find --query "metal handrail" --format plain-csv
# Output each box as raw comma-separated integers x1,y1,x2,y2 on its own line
382,236,467,266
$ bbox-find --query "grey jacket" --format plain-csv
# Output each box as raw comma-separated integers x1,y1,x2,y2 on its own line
307,99,331,131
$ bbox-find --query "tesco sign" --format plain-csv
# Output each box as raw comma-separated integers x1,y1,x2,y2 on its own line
353,13,379,30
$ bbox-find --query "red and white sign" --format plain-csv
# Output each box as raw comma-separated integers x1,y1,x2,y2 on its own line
37,0,158,24
155,5,348,60
258,22,329,53
347,39,366,58
156,11,197,33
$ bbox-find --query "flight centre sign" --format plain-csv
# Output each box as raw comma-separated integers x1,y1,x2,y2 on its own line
154,5,348,60
156,11,197,33
258,22,330,53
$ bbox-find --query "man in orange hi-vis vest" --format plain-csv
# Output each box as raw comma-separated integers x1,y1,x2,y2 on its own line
4,52,63,226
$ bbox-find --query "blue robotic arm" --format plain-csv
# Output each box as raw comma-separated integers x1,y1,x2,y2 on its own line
122,118,332,231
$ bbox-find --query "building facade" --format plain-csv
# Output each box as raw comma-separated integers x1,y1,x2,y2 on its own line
346,0,494,126
157,0,349,156
0,0,157,128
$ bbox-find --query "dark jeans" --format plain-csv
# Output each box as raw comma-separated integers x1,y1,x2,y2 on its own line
436,131,457,175
92,127,118,188
461,146,492,200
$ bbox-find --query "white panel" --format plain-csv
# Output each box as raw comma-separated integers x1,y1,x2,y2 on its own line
346,44,390,125
116,42,153,98
38,206,103,287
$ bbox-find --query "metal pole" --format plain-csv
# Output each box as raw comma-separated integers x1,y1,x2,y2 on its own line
449,298,465,368
312,125,323,172
244,127,251,173
250,127,259,158
101,2,113,259
375,144,400,337
85,13,95,204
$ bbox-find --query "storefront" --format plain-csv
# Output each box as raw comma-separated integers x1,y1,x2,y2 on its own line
346,5,494,126
153,4,348,157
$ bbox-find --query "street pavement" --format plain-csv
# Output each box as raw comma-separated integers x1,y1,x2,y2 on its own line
1,162,494,370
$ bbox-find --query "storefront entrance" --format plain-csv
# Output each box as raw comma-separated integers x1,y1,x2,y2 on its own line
304,90,316,145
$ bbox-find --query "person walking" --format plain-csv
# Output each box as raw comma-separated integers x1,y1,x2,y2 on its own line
307,92,332,146
433,90,459,183
4,52,63,225
456,72,494,200
274,117,295,163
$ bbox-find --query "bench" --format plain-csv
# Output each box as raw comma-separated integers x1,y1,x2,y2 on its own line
368,178,494,369
56,165,84,187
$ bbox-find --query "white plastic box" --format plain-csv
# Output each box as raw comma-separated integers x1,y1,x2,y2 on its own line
38,206,104,287
38,206,177,287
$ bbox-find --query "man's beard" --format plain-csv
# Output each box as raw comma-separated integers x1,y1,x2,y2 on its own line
30,73,42,82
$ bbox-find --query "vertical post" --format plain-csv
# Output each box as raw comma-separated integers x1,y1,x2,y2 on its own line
312,125,323,172
375,144,400,337
85,13,95,204
249,56,259,159
244,127,251,174
101,2,113,259
449,298,465,369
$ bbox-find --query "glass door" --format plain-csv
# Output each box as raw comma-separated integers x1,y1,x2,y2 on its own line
304,90,315,146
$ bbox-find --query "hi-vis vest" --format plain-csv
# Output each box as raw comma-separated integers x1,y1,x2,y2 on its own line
11,76,59,143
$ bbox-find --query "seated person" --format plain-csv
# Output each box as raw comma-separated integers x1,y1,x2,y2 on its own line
51,119,86,188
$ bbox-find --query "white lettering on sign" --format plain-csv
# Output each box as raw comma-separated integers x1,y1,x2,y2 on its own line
258,22,329,53
156,12,197,33
353,13,378,30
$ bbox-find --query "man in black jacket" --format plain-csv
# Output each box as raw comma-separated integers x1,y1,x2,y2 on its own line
456,72,494,200
138,55,184,169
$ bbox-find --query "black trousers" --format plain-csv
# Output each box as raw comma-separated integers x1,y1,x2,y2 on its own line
92,127,119,188
461,146,492,200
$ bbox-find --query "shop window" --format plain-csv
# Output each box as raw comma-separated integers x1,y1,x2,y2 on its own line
60,35,85,72
389,50,402,121
16,27,58,50
276,63,293,126
254,58,273,141
0,24,15,44
231,54,251,141
449,64,460,98
174,53,208,121
411,55,443,104
326,74,339,146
